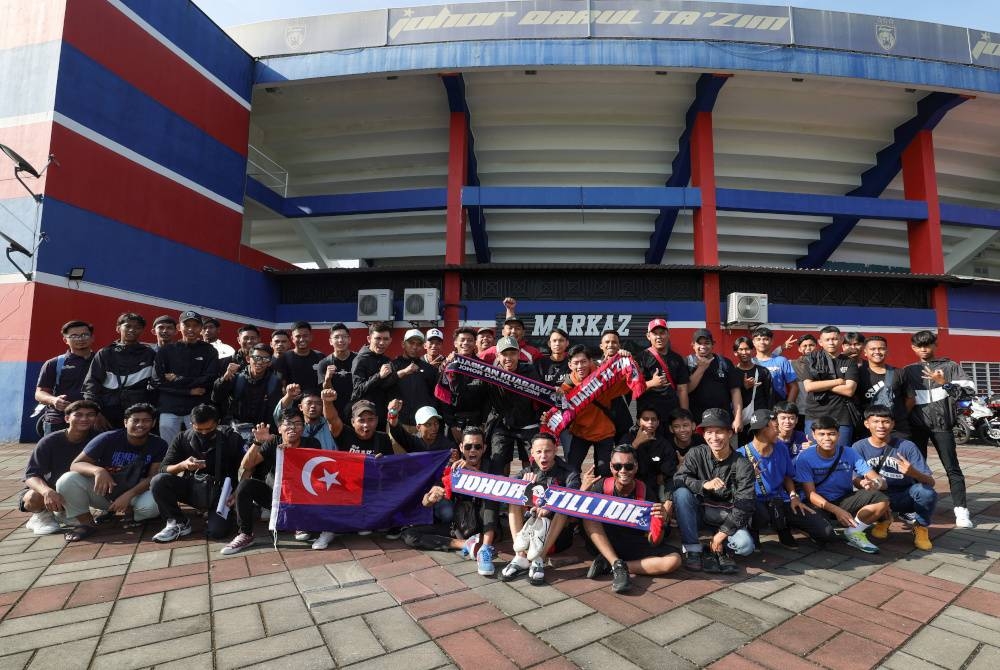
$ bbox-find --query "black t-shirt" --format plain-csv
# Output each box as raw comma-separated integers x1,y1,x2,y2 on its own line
669,433,706,459
857,363,910,432
687,355,742,419
24,429,97,488
516,457,581,490
735,364,774,415
317,352,356,421
274,350,325,395
36,352,94,424
801,351,861,424
636,348,690,420
336,425,394,456
537,357,570,386
630,435,677,502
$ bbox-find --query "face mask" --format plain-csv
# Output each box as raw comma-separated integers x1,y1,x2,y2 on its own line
193,430,217,448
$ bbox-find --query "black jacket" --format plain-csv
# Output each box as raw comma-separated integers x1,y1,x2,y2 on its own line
351,345,399,419
82,342,157,421
151,341,220,414
392,355,439,424
486,363,543,431
159,426,244,485
212,368,284,427
673,445,755,536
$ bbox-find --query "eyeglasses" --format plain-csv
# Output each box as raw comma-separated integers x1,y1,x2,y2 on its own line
462,443,485,451
281,422,304,429
610,462,636,472
250,355,271,362
65,333,92,339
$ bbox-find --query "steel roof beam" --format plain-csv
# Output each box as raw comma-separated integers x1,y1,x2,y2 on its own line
797,91,968,269
944,229,1000,273
442,73,489,263
646,73,729,265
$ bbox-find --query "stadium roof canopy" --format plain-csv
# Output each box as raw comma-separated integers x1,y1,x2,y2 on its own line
228,1,1000,277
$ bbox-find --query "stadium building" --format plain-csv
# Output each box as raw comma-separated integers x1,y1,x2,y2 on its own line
2,0,1000,440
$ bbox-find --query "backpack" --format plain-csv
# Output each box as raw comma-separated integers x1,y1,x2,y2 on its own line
32,354,69,435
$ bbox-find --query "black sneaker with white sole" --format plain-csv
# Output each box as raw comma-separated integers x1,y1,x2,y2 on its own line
587,555,611,580
611,560,632,593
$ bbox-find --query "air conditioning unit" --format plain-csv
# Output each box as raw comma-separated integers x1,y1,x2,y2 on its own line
403,288,440,322
726,292,768,325
357,289,394,322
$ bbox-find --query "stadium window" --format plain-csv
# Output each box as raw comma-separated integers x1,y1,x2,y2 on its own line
961,361,1000,395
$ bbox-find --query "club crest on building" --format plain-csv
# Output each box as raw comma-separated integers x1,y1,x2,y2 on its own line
285,25,306,49
875,17,896,51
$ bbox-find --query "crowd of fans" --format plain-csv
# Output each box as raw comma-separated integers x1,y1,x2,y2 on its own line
19,296,975,594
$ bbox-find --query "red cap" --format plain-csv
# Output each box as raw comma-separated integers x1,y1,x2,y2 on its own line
647,318,668,332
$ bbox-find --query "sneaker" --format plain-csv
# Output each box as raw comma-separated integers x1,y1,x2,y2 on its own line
294,530,313,542
220,532,255,555
384,527,402,541
587,555,611,580
913,525,933,551
528,559,545,586
717,548,738,574
312,531,336,550
357,530,373,536
611,559,631,593
702,549,722,574
526,516,550,562
954,507,974,529
513,516,535,554
27,511,61,535
777,528,799,548
844,528,879,554
461,534,480,559
682,551,704,572
153,519,192,543
499,556,529,582
900,512,918,527
871,520,892,540
477,543,496,577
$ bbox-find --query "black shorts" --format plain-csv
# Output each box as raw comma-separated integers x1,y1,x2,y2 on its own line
832,489,889,516
598,524,677,562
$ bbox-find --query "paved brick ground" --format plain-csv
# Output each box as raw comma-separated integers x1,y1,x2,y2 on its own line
2,441,1000,669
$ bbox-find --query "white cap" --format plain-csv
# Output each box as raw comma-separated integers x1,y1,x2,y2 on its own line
414,406,442,425
425,328,444,341
403,328,425,342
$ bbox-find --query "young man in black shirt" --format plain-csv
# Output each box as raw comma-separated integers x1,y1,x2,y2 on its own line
686,329,743,430
392,329,437,429
35,320,96,435
213,343,283,432
150,404,244,542
325,396,394,457
629,407,679,504
441,327,489,442
801,326,860,446
220,409,321,555
855,336,909,437
537,328,571,385
273,321,325,396
664,408,705,461
21,400,99,535
317,323,356,422
352,322,403,430
485,336,545,477
387,401,456,453
83,312,157,430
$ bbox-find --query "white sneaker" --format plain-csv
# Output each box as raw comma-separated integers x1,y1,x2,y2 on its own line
461,534,480,559
526,516,550,562
312,531,336,550
153,519,192,543
954,507,974,529
513,516,535,554
26,511,61,535
357,530,372,536
294,530,313,542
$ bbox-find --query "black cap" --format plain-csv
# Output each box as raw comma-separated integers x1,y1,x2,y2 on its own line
692,328,714,343
153,315,177,326
179,310,202,323
699,408,732,429
748,409,776,431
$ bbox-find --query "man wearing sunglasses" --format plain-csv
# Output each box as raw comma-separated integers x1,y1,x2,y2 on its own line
403,427,499,574
580,445,681,594
213,343,284,432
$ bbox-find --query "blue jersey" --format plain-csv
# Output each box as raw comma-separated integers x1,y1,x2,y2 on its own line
753,355,797,400
777,430,810,458
794,446,870,501
739,443,794,501
853,438,930,491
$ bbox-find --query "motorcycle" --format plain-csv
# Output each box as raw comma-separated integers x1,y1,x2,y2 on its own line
954,390,1000,447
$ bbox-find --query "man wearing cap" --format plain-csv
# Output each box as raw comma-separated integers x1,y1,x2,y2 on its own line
687,329,743,431
391,329,438,431
273,321,325,397
151,311,220,444
424,328,447,369
149,315,177,351
672,408,756,573
485,335,545,476
476,326,495,355
387,400,455,453
636,319,690,436
738,409,832,548
202,317,236,360
325,394,394,457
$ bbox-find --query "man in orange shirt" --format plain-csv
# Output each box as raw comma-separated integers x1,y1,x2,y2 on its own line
561,345,665,475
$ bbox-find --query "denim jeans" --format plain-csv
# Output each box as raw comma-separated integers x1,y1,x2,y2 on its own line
887,483,938,527
673,486,754,556
158,413,188,446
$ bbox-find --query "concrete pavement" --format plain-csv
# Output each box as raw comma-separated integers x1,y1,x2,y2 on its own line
2,441,1000,669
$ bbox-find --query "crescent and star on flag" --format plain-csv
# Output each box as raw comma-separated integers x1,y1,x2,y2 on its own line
300,456,342,496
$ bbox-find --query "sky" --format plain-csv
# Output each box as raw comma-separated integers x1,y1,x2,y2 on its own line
193,0,1000,32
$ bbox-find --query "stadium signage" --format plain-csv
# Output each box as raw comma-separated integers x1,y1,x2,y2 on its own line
529,313,634,337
